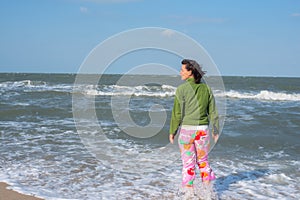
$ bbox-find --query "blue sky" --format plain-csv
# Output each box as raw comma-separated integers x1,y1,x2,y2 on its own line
0,0,300,77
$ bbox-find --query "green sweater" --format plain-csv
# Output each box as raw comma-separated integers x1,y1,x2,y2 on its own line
169,77,219,135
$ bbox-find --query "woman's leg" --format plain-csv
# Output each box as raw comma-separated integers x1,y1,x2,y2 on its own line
178,128,197,187
194,129,216,182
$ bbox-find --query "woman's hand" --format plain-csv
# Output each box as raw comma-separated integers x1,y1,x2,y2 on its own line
212,134,219,143
169,134,175,144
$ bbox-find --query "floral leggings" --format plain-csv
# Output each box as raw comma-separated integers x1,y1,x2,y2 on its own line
178,125,216,187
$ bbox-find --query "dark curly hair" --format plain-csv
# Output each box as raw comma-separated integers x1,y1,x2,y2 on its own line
181,59,205,84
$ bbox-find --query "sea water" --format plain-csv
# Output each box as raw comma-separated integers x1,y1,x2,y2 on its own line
0,73,299,199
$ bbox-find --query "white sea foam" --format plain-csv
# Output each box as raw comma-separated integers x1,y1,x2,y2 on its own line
219,90,300,101
80,84,176,97
263,150,290,159
0,80,177,97
0,80,73,94
3,80,299,101
2,119,299,200
0,80,46,88
1,146,300,200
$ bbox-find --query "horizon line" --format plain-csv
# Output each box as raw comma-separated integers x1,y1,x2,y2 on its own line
0,71,299,78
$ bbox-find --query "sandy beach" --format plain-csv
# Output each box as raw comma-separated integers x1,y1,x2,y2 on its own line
0,182,43,200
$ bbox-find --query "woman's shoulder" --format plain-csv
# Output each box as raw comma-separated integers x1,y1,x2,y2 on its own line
177,81,189,89
195,83,213,94
175,82,190,96
196,82,210,88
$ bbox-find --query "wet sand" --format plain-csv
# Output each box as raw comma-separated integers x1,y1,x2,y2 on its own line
0,182,44,200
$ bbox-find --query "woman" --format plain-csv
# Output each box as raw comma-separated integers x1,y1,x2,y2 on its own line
169,59,219,188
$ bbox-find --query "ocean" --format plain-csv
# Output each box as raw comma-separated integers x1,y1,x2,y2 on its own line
0,73,299,200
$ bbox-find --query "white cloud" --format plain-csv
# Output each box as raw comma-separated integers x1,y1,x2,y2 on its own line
161,29,175,37
80,6,88,13
291,13,300,17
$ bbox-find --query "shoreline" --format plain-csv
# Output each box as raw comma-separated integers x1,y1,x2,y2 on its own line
0,182,44,200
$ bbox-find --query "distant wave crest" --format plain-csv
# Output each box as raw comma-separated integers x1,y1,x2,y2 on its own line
81,84,176,97
0,80,72,93
1,80,299,101
221,90,300,101
0,80,177,97
0,80,47,88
